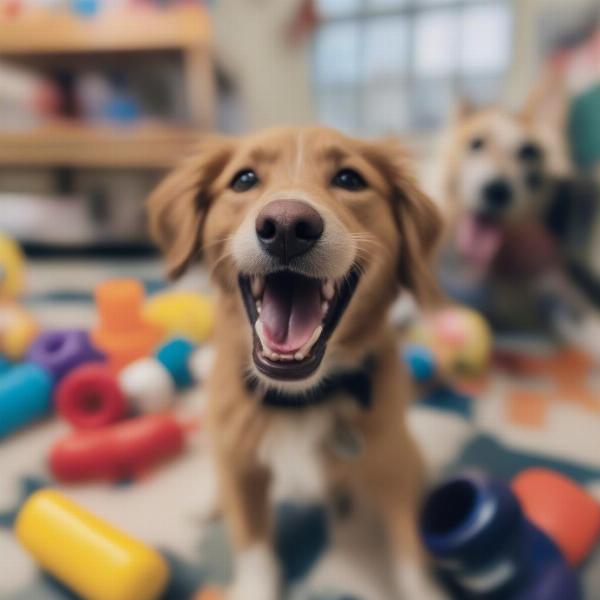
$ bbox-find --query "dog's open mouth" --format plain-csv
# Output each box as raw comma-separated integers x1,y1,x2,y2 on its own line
457,213,503,270
239,268,361,380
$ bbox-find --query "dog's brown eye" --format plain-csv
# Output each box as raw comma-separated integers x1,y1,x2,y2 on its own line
470,137,485,151
230,169,259,192
331,168,368,191
517,142,543,162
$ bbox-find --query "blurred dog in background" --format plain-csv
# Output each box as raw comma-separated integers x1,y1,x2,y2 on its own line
432,70,600,342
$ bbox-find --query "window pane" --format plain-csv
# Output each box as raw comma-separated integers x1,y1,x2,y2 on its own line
364,17,409,81
460,3,512,74
366,0,407,8
414,10,458,77
363,83,410,134
411,78,453,129
315,22,361,85
317,0,361,17
318,88,360,133
460,75,505,105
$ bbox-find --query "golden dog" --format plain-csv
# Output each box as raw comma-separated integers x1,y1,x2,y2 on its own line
148,126,444,600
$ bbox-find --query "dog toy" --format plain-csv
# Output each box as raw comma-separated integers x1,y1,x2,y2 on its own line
15,489,169,600
0,304,39,360
0,363,53,438
194,588,225,600
56,363,127,430
420,469,591,599
92,279,163,373
144,291,214,344
406,305,492,382
49,413,190,482
0,233,25,299
512,469,600,567
27,329,104,382
0,356,11,374
119,337,197,413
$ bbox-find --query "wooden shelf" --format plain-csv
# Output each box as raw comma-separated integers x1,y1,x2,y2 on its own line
0,6,212,55
0,123,202,168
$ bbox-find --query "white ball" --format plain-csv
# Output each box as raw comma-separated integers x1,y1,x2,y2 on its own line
118,357,176,414
188,345,215,383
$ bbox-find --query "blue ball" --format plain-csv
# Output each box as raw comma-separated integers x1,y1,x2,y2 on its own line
0,363,53,439
156,338,196,389
403,344,436,382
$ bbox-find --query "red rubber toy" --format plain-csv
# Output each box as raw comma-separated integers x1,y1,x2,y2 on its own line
56,363,127,430
50,414,187,482
512,468,600,566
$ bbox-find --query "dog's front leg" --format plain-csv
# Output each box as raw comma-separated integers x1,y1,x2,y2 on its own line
363,432,448,600
219,462,281,600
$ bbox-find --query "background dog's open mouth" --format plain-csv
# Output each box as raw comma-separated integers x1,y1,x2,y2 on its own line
457,213,503,271
239,268,360,380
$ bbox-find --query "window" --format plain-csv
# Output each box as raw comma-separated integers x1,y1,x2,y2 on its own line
313,0,513,134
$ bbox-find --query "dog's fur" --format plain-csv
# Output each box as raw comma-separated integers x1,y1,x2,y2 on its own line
147,126,444,600
433,73,576,329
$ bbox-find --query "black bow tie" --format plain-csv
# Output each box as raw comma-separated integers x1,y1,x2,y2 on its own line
246,356,376,411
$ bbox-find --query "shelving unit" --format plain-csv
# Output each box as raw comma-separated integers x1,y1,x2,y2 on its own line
0,5,216,167
0,123,201,168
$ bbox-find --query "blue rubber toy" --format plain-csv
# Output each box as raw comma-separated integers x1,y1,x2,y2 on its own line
0,356,12,375
403,344,437,382
0,363,53,439
420,472,581,600
156,338,196,390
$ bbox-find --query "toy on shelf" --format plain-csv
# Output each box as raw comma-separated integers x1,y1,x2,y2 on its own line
144,290,214,344
56,363,127,430
16,489,169,600
0,233,25,299
405,305,492,384
27,329,104,382
0,363,53,438
0,304,39,360
119,337,197,414
50,413,192,482
419,468,598,599
92,279,163,373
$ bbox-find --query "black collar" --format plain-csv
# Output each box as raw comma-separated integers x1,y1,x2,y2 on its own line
246,356,377,411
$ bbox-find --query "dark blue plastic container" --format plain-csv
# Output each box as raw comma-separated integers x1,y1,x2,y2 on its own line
420,472,581,600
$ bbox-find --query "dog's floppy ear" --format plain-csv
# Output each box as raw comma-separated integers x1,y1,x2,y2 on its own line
147,135,233,279
367,138,444,305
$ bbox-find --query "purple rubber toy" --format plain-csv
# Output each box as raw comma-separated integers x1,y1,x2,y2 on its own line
27,330,105,382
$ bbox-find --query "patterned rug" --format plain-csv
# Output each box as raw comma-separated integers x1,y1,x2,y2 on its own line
1,259,599,600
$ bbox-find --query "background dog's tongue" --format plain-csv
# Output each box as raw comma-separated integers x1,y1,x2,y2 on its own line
457,215,502,270
262,274,322,353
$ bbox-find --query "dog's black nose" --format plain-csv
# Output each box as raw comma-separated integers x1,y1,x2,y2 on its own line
483,178,513,210
256,200,324,263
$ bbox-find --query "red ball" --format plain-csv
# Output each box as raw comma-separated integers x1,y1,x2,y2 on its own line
56,363,127,430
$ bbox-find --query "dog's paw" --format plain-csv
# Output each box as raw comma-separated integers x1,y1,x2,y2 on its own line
228,544,281,600
395,562,449,600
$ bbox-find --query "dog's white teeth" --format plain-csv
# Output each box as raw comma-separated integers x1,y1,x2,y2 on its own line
280,353,295,361
256,300,262,314
322,301,330,316
322,279,335,301
251,275,265,298
298,325,323,358
294,351,305,361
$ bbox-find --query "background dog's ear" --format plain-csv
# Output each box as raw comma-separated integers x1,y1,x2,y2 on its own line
147,136,233,279
367,138,444,305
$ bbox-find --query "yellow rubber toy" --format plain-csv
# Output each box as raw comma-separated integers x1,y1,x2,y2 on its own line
144,291,214,344
0,234,25,299
0,304,39,360
15,489,169,600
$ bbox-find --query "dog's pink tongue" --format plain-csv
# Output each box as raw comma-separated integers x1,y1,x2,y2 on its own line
457,215,502,270
261,275,322,353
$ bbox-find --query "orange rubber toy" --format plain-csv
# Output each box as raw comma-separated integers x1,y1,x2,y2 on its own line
512,468,600,566
92,279,163,373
